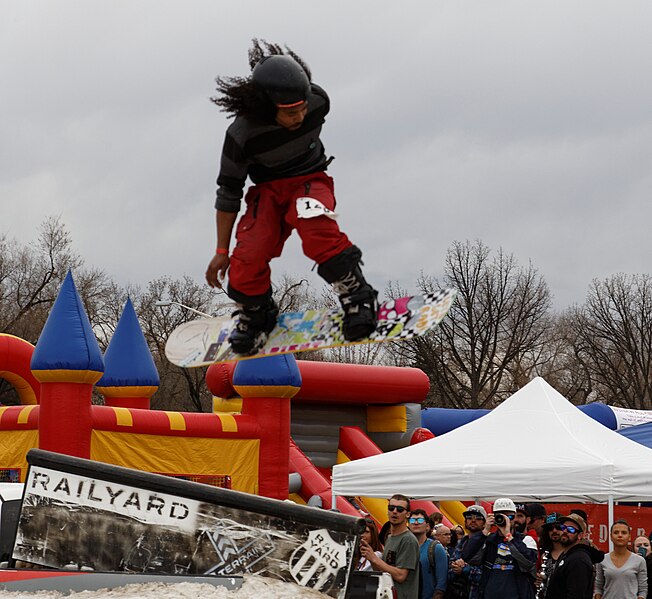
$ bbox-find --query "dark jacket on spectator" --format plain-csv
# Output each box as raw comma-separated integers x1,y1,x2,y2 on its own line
545,542,604,599
464,530,537,599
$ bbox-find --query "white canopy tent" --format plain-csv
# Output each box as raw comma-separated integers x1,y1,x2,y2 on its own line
332,378,652,520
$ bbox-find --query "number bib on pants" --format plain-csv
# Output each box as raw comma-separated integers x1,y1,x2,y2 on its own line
296,197,338,220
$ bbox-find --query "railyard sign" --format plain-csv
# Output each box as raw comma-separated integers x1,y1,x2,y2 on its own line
13,449,363,598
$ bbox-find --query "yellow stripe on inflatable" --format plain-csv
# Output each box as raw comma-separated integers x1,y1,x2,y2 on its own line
367,405,407,433
164,411,186,431
213,397,243,413
113,407,134,427
439,500,468,528
31,369,104,384
216,413,238,433
17,405,36,424
232,385,301,399
0,371,37,405
288,493,307,505
96,385,158,398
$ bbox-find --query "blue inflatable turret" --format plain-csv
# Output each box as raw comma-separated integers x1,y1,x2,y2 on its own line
30,271,104,457
31,271,104,382
96,298,160,409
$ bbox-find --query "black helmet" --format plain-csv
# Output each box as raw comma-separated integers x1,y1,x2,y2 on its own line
252,55,310,107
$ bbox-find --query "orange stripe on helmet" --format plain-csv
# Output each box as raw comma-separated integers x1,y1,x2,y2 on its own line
276,100,306,108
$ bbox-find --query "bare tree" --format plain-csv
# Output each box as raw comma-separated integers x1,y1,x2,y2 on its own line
532,312,596,405
388,240,552,408
138,276,224,413
0,217,85,341
567,274,652,409
273,274,319,312
315,340,391,366
0,218,114,405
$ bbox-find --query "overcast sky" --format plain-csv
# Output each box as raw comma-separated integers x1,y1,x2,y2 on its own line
2,0,651,309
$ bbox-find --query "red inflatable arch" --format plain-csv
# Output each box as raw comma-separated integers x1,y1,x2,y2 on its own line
0,334,40,405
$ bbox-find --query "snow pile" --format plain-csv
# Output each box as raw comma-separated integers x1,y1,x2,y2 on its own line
0,575,331,598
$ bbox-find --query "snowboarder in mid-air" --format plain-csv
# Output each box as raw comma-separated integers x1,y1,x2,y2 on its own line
205,39,378,355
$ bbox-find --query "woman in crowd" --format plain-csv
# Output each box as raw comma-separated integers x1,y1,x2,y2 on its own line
448,525,465,557
594,519,647,599
356,518,383,571
634,535,652,590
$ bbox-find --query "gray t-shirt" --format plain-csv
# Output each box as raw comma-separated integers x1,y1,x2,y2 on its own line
383,529,420,599
594,552,648,598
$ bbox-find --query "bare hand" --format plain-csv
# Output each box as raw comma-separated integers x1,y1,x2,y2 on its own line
496,516,512,537
451,559,466,574
206,254,229,289
359,539,376,563
484,514,495,535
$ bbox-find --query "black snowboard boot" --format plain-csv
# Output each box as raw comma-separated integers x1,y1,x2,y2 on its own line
228,299,279,355
317,246,378,341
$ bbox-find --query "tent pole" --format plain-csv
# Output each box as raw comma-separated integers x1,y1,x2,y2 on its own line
608,495,614,551
331,487,337,512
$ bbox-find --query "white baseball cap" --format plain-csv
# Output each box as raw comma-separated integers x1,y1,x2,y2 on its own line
493,498,517,512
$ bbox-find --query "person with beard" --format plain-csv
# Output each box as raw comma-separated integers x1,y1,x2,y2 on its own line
536,512,565,598
463,498,538,599
544,513,604,599
514,504,544,557
514,504,529,536
361,494,420,599
447,505,487,599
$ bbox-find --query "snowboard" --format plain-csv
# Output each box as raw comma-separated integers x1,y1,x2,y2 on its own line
165,288,456,367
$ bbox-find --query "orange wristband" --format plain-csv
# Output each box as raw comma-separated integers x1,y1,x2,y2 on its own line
216,248,229,255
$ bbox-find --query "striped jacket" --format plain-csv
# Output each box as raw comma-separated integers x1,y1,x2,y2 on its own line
215,83,330,213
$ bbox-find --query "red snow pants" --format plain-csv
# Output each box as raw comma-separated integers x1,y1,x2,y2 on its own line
228,172,352,299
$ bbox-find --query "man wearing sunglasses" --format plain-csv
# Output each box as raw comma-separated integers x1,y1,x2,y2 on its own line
409,510,448,599
360,494,420,599
463,497,538,598
536,512,565,598
544,513,604,599
449,505,488,599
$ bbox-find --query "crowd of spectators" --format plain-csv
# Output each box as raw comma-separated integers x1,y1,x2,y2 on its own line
355,496,651,599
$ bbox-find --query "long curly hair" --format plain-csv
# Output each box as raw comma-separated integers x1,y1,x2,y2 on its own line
211,38,312,119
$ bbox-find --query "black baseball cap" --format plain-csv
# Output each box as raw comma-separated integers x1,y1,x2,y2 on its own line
462,505,487,520
543,512,563,529
526,503,547,520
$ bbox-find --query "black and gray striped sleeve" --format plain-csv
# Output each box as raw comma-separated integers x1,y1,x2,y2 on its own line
215,122,249,213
